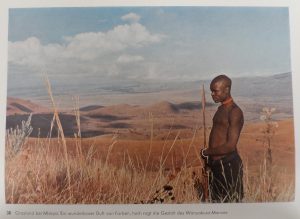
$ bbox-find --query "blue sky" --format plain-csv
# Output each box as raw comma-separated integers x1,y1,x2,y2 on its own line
8,7,291,87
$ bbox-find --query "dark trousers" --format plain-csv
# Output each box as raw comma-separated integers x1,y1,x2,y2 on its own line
208,151,244,202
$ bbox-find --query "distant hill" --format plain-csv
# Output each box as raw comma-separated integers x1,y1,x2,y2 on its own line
5,72,294,138
7,97,49,115
185,72,292,98
231,72,292,98
79,105,104,111
146,101,179,114
7,72,293,107
5,98,216,138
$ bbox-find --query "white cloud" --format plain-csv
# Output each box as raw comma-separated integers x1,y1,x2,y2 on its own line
7,13,170,83
121,13,140,23
8,37,66,67
8,37,44,66
63,23,164,60
8,22,165,65
117,54,144,64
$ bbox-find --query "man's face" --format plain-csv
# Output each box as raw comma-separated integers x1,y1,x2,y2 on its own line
210,81,229,103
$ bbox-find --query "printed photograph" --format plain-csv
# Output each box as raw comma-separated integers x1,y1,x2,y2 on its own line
5,7,294,204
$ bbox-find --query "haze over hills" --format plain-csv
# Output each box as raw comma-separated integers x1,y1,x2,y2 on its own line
7,72,293,107
231,72,293,98
6,72,294,138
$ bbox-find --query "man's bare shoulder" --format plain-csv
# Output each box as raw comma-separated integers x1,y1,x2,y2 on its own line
230,103,244,121
232,103,243,113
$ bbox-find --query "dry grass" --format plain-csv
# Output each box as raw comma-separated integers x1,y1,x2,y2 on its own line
5,118,294,204
5,87,201,203
4,79,294,203
5,134,200,204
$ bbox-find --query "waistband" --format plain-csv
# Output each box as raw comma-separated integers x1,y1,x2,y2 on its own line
208,150,240,167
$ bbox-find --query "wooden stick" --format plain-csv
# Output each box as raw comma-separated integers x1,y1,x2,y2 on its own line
201,84,209,202
202,85,207,147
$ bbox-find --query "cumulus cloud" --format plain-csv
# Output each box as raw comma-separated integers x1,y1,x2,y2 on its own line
8,37,64,67
8,22,165,65
117,54,144,64
121,13,140,23
62,23,164,60
7,13,169,86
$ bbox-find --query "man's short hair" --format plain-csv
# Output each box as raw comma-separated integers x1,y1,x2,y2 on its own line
211,75,232,90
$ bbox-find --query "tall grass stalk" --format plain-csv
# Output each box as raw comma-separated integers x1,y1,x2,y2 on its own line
44,74,72,202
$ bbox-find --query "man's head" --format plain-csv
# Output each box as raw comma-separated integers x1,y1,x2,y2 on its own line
210,75,232,103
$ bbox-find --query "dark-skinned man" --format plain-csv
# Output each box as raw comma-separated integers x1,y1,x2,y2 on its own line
201,75,244,203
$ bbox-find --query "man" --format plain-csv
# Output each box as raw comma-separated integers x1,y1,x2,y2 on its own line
201,75,244,202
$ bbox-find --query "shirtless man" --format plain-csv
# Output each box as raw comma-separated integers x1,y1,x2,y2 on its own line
201,75,244,202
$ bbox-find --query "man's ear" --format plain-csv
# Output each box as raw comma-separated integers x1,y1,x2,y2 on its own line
225,86,230,94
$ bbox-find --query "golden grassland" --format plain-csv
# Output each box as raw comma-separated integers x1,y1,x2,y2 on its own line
5,118,295,204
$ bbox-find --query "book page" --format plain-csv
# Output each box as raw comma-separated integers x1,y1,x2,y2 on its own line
0,0,299,218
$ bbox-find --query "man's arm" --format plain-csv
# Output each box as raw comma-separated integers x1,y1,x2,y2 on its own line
203,107,244,156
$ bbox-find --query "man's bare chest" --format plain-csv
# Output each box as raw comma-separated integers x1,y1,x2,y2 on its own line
213,108,230,126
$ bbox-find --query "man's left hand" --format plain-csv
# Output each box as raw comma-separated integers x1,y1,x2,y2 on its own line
200,148,209,160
